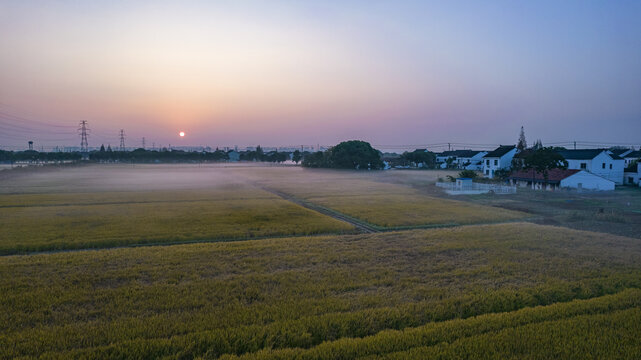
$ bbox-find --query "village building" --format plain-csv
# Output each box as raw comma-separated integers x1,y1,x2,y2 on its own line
482,145,518,178
609,148,633,158
624,162,641,186
436,150,487,170
557,149,624,184
622,150,641,168
508,168,615,191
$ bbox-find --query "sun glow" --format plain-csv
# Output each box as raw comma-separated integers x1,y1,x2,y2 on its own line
179,131,185,137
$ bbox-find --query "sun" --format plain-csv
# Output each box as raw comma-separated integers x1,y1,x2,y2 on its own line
179,131,185,137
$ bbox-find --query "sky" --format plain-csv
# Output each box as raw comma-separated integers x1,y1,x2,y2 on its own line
1,0,640,151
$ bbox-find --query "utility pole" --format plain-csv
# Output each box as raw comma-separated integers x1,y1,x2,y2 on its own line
78,121,89,153
142,137,146,150
573,141,576,150
119,129,126,151
448,142,451,151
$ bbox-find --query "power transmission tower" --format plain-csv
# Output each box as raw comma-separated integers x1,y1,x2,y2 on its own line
142,137,146,149
78,121,89,152
119,129,126,151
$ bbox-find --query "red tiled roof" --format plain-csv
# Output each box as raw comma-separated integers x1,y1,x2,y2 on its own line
508,168,581,183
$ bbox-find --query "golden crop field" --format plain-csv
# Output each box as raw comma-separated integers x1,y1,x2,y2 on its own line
0,181,355,254
242,168,527,227
1,222,640,359
305,193,526,227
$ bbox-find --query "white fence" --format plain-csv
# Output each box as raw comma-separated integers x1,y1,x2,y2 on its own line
436,181,516,195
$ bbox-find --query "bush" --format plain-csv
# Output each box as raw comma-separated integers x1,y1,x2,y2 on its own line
458,170,478,179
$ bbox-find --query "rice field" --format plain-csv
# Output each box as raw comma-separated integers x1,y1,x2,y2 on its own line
2,164,639,359
305,193,526,227
245,169,527,227
1,222,640,359
0,189,354,254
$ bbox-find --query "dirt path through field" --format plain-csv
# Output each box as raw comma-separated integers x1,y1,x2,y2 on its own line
253,185,380,233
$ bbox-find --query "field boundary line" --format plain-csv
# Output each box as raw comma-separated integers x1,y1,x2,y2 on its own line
253,185,381,233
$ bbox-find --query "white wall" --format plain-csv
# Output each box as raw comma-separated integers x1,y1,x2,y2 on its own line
560,171,615,191
482,149,517,178
624,163,641,186
565,152,624,185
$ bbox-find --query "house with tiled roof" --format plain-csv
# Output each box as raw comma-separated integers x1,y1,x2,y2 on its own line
622,150,641,168
609,148,633,158
436,150,488,170
482,145,517,178
508,168,615,191
557,149,624,184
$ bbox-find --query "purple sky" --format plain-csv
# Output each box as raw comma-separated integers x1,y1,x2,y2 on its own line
1,1,640,151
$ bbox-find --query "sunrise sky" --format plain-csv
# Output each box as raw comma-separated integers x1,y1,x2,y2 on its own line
1,0,640,149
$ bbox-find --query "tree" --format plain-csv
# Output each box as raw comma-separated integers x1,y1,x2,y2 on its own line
532,139,543,150
458,169,478,179
522,147,569,187
401,150,436,168
301,140,383,170
327,140,383,169
99,144,105,152
292,150,302,164
517,126,527,151
301,151,329,168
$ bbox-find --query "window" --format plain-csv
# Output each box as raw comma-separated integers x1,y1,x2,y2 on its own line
485,170,489,175
580,163,587,169
494,159,498,166
486,159,490,166
602,163,606,169
609,164,612,169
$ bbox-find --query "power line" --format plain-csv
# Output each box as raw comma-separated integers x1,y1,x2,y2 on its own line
0,109,76,129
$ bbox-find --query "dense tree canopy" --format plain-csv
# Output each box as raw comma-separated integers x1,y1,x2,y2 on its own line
401,150,436,168
302,140,383,170
522,147,569,180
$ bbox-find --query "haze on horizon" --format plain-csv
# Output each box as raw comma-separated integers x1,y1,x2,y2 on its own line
1,0,640,150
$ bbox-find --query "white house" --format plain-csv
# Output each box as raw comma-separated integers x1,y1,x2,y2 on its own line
557,149,624,185
483,145,518,178
508,168,615,191
624,163,641,186
622,150,641,168
437,150,488,170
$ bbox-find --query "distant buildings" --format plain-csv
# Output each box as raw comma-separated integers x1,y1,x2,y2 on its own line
557,149,624,185
436,150,487,170
623,150,641,168
508,168,615,191
482,146,518,178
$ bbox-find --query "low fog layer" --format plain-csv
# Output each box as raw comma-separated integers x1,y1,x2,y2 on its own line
0,164,456,195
